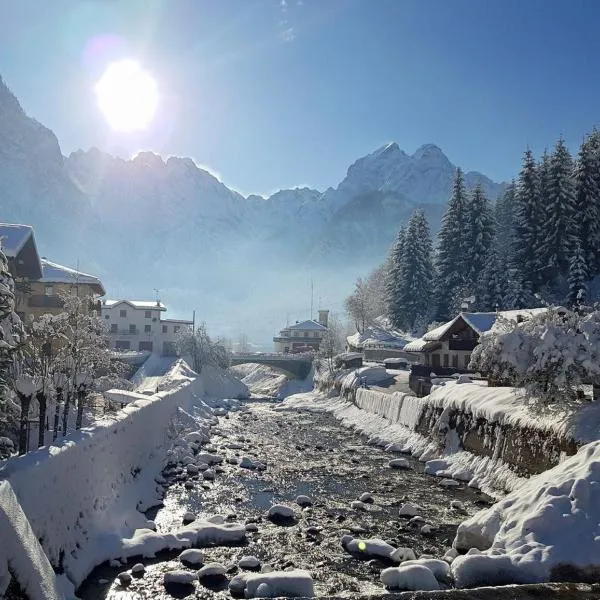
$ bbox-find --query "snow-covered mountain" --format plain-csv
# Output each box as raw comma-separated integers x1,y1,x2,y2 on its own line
0,75,505,343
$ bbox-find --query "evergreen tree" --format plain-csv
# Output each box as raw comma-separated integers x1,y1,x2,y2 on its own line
466,183,494,290
400,210,435,330
475,244,508,311
539,138,577,283
495,181,516,255
435,167,468,320
513,149,541,288
386,227,407,329
567,243,588,308
503,270,535,310
573,131,600,277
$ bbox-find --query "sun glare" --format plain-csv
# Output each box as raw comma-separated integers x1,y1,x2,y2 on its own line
95,59,158,132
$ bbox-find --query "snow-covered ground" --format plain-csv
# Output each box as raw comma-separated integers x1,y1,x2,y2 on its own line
229,363,314,398
0,359,249,598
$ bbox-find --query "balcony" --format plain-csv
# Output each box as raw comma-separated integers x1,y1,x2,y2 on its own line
448,339,478,351
28,295,64,309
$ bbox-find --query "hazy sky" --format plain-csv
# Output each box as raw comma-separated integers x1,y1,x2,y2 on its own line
1,0,600,197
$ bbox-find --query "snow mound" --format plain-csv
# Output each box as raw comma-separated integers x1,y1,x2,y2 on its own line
242,569,315,598
439,478,460,488
380,564,440,591
390,547,416,563
400,558,450,581
452,440,600,586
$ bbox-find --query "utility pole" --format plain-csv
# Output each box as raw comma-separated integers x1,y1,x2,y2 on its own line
192,310,196,331
310,276,314,320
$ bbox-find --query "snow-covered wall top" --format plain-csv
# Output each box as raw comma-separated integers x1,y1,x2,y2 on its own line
0,373,201,590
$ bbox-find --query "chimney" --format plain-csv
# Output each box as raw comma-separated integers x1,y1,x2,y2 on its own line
318,309,329,328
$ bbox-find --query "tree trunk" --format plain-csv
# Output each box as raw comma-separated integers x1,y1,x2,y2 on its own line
75,387,86,430
62,391,71,435
53,388,62,442
36,391,47,448
17,392,31,455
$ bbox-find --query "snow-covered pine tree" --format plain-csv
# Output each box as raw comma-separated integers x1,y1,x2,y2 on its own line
567,243,588,308
503,270,535,310
435,167,468,320
539,138,577,284
401,209,435,331
495,180,516,255
386,227,407,329
465,183,494,290
573,131,600,277
475,244,507,311
513,149,541,288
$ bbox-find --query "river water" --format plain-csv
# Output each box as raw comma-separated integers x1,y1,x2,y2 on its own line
77,400,600,600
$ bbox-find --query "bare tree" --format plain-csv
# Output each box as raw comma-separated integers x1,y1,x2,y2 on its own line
177,322,231,374
318,313,345,375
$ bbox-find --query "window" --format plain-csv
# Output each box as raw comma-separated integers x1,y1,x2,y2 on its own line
314,332,319,337
44,285,54,296
105,314,110,320
115,341,130,350
110,324,117,333
162,325,168,333
145,310,152,318
120,309,127,318
452,354,458,368
174,326,180,334
139,341,153,352
144,324,151,333
129,324,136,334
443,354,449,367
293,331,299,337
304,332,309,337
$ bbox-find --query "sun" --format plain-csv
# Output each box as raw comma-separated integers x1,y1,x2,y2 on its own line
95,59,158,132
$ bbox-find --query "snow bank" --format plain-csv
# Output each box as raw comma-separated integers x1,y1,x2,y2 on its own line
0,360,245,594
239,569,315,598
229,363,290,397
0,481,60,599
452,441,600,586
200,364,249,399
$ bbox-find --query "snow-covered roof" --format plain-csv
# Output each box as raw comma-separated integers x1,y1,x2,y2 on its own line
287,320,327,331
404,339,441,353
103,299,166,311
347,321,411,350
423,312,497,342
40,259,105,295
0,223,35,257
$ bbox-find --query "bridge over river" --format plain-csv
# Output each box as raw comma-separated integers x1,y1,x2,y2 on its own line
230,352,314,379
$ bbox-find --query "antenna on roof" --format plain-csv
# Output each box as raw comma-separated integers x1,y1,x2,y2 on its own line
153,288,160,305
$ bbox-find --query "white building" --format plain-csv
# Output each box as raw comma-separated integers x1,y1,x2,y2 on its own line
101,299,193,356
273,310,329,353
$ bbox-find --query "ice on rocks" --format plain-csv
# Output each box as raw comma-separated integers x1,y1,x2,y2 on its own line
421,524,433,534
380,564,440,591
196,452,222,465
439,478,460,488
385,443,407,453
398,502,423,517
164,570,197,585
344,537,396,561
179,549,204,567
267,504,296,520
197,563,227,580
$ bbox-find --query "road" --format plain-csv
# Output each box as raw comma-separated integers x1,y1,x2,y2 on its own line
77,400,600,600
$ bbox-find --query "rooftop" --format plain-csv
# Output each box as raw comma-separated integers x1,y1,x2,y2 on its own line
286,319,328,331
40,259,105,295
0,223,35,257
103,299,167,311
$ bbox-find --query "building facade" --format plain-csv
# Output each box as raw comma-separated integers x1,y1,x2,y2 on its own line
273,310,329,353
101,300,193,356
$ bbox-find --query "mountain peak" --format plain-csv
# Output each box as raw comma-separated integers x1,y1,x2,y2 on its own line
412,143,447,161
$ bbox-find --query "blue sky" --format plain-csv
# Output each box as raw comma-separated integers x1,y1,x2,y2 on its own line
1,0,599,196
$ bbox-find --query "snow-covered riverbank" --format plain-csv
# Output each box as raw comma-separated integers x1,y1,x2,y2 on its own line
0,360,248,599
